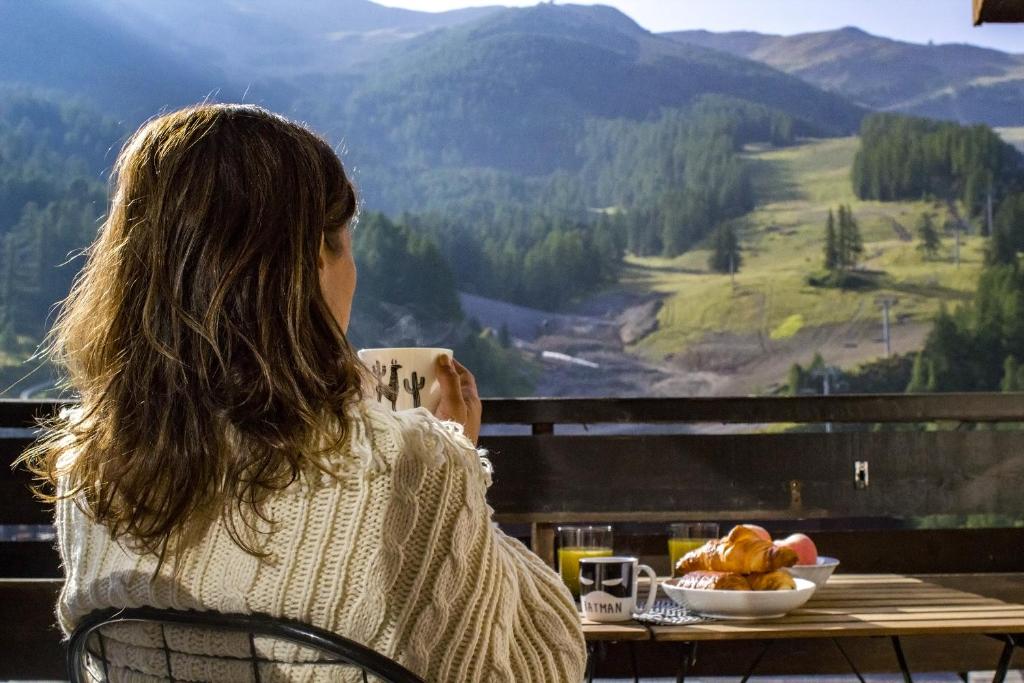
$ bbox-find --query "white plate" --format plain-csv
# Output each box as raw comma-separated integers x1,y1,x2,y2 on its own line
785,556,840,589
661,577,817,620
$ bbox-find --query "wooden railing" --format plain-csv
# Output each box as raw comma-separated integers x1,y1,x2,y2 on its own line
4,394,1024,572
2,394,1024,677
476,394,1024,570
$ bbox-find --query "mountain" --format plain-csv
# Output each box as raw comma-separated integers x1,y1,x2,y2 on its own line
1,0,865,213
85,0,502,77
665,27,1024,126
0,0,238,122
324,4,865,181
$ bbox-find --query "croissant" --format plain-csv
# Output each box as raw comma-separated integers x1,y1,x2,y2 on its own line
747,570,797,591
676,525,798,575
676,570,750,591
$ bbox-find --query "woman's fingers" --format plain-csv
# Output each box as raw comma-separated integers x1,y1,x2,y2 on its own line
436,355,467,412
450,358,482,445
433,355,481,445
452,358,478,396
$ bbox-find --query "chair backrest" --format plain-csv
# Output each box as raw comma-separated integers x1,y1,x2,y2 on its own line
67,607,425,683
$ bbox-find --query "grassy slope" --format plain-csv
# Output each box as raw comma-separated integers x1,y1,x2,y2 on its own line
626,136,986,373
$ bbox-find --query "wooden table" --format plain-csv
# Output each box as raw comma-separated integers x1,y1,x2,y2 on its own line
581,574,1024,682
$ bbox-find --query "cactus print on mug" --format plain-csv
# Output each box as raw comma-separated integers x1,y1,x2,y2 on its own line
358,347,453,412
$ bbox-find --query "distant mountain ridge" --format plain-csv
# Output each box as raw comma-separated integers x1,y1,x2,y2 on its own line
86,0,503,77
328,3,864,180
0,0,234,121
665,27,1024,126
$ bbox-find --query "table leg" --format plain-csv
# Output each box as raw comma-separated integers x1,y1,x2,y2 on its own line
991,634,1017,683
739,640,774,683
832,638,866,683
584,641,597,683
675,641,694,683
628,641,639,683
890,635,914,683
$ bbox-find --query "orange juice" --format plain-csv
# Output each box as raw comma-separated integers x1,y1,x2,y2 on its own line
558,546,613,596
668,538,708,575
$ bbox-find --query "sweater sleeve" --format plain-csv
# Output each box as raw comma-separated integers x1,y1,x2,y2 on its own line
390,411,586,683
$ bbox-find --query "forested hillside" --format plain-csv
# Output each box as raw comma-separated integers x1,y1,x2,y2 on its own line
826,115,1024,395
0,91,529,395
323,3,861,195
350,212,531,395
5,0,1022,397
0,91,116,345
383,96,799,307
853,114,1024,214
576,97,795,256
897,131,1024,394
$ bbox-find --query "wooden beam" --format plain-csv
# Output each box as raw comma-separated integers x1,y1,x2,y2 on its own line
0,542,61,578
7,427,1024,530
482,393,1024,425
974,0,1024,24
482,430,1024,518
8,394,1024,427
0,398,65,428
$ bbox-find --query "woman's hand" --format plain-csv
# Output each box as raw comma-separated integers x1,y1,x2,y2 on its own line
433,355,482,445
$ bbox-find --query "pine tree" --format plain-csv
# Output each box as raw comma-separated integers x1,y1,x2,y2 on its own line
836,205,849,270
988,225,1017,266
708,223,741,274
906,352,937,393
916,212,941,260
1001,356,1021,392
824,208,839,271
809,353,826,374
992,192,1024,259
842,204,863,269
787,363,805,396
907,353,928,393
835,204,863,270
926,358,938,392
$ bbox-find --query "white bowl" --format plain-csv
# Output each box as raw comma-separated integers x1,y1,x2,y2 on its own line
784,556,840,588
662,577,817,620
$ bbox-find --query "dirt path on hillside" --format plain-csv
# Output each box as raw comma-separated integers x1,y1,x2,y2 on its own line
460,290,927,397
461,290,731,397
678,319,932,396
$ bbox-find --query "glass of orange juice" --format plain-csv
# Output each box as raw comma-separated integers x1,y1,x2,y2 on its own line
668,522,719,576
557,525,613,597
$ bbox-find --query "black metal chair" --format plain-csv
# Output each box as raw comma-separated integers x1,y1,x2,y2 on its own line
68,607,425,683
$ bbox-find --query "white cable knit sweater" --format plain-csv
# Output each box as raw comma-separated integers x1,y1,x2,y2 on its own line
55,400,586,682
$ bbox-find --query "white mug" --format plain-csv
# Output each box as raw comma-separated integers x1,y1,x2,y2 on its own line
358,347,453,412
579,556,657,622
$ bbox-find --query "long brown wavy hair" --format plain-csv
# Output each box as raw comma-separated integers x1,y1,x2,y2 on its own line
20,104,363,561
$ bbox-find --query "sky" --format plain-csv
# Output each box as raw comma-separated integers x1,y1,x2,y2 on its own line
378,0,1024,52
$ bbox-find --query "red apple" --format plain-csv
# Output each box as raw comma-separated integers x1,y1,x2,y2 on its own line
776,533,818,565
741,524,772,542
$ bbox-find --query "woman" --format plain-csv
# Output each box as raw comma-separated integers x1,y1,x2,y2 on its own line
24,104,585,681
